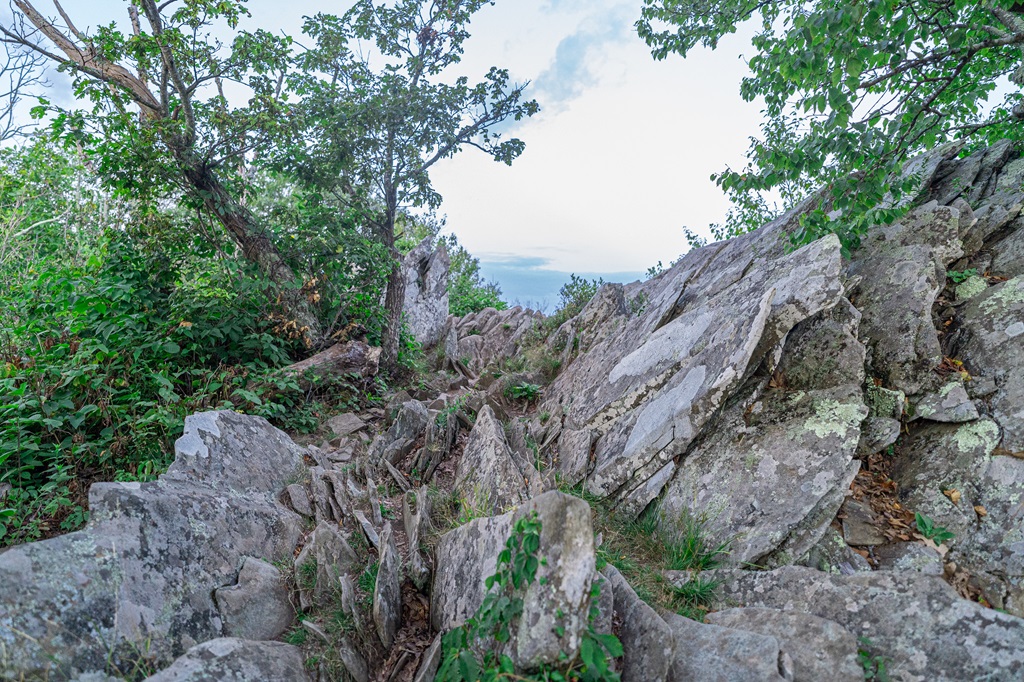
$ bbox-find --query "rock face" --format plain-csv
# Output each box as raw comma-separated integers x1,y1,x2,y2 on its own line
541,229,845,518
446,306,544,375
713,566,1024,682
0,412,305,679
455,404,541,514
403,236,450,347
431,491,595,669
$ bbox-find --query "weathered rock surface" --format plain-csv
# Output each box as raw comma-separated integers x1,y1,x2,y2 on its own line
143,638,306,682
704,608,861,682
958,276,1024,451
403,236,450,347
0,412,304,679
431,491,595,670
446,306,544,375
664,612,790,682
713,565,1024,681
294,521,360,609
542,228,844,517
602,565,673,682
214,557,294,641
373,522,402,649
369,399,429,465
455,404,541,514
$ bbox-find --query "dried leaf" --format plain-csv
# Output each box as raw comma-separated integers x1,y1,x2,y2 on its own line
943,488,962,504
974,505,988,517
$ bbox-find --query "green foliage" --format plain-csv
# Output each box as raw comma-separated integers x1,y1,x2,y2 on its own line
638,0,1024,250
857,637,891,681
558,275,603,320
914,512,955,545
442,234,508,317
665,515,731,572
948,268,979,284
505,381,542,403
436,513,622,682
0,142,375,546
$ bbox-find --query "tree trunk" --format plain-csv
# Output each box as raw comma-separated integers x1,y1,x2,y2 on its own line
180,161,324,349
380,246,407,371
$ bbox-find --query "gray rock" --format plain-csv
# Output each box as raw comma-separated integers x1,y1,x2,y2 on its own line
664,612,789,682
142,638,306,682
955,274,989,301
370,400,429,465
799,527,871,574
959,276,1024,451
336,636,370,682
712,565,1024,681
848,202,963,398
539,228,844,517
659,384,866,566
930,139,1014,207
455,405,540,515
555,427,594,488
0,412,304,680
326,412,366,438
840,499,887,546
991,220,1024,277
857,417,901,456
294,521,359,609
214,558,294,641
431,491,595,670
403,236,450,347
373,523,402,649
602,565,673,682
866,385,905,420
705,607,861,682
284,483,313,518
909,379,978,423
413,635,442,682
449,306,545,374
873,543,944,576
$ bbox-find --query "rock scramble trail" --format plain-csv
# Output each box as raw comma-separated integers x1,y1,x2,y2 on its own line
5,141,1024,681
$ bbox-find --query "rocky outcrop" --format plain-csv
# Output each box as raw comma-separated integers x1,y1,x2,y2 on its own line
445,306,544,375
455,404,541,514
713,566,1024,681
403,236,450,347
0,412,305,679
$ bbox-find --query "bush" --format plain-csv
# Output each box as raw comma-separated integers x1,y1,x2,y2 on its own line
442,234,507,317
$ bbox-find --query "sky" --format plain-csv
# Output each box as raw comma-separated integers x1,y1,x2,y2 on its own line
7,0,766,310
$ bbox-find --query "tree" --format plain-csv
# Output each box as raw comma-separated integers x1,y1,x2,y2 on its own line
293,0,538,370
0,0,324,346
442,233,507,316
637,0,1024,249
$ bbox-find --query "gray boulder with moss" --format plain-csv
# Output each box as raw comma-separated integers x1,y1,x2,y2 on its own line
0,412,305,680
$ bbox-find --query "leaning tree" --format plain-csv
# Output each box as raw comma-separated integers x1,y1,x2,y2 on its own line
638,0,1024,248
289,0,539,370
1,0,324,346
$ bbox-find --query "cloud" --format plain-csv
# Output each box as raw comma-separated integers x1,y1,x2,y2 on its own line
531,2,635,113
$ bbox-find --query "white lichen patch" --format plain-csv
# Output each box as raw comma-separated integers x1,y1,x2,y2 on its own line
953,420,1001,454
803,399,868,440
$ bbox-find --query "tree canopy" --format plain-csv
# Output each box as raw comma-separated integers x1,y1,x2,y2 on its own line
638,0,1024,248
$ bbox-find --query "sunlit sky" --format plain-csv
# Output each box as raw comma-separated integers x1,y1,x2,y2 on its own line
10,1,765,309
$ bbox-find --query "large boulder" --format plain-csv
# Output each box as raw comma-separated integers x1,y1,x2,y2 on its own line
658,300,867,566
664,612,790,682
0,412,305,680
431,491,595,670
602,565,674,682
712,565,1024,681
541,229,844,517
446,306,545,375
142,638,306,682
705,608,862,682
403,236,450,347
